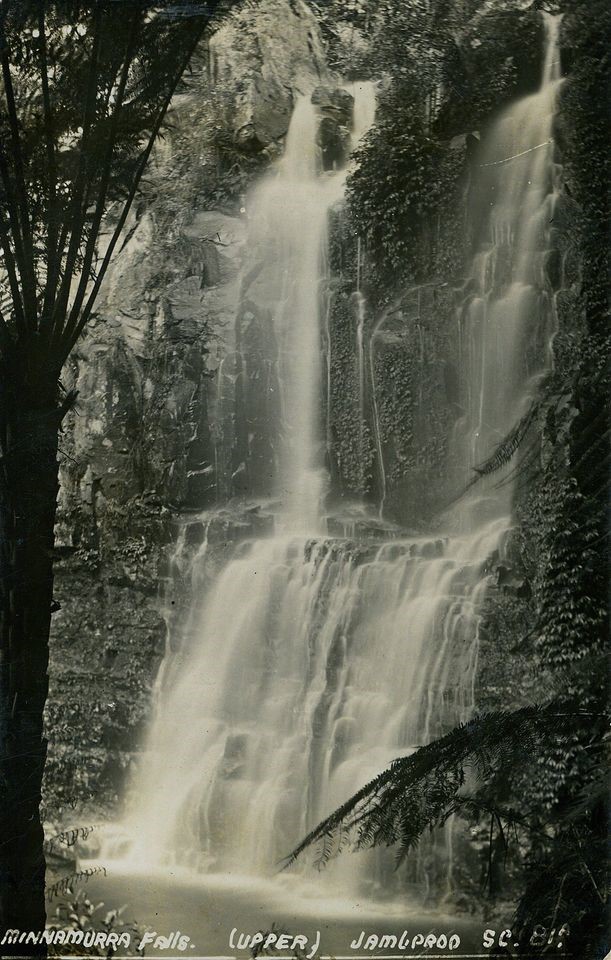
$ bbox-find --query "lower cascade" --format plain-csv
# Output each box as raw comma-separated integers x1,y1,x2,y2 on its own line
116,15,563,903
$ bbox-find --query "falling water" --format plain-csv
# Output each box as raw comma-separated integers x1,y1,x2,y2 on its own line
355,237,365,434
120,17,562,904
354,289,366,450
230,82,376,532
454,11,562,505
250,98,338,530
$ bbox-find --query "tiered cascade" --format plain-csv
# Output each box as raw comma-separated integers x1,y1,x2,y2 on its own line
120,16,562,901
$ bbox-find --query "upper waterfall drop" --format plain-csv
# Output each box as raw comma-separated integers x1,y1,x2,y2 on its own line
243,82,377,534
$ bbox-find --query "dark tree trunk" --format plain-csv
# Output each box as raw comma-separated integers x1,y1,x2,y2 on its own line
0,358,63,955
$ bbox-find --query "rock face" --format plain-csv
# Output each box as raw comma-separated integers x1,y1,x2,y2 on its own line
47,193,246,811
311,84,354,169
325,232,461,523
211,0,327,152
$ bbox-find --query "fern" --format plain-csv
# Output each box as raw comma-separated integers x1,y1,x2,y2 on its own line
441,403,539,511
492,441,541,491
283,702,589,870
472,402,538,480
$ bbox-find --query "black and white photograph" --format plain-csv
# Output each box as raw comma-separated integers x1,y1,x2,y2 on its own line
0,1,608,958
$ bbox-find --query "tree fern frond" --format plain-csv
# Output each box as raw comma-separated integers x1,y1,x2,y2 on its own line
492,441,540,490
443,403,540,510
473,402,538,479
563,763,608,823
282,702,588,870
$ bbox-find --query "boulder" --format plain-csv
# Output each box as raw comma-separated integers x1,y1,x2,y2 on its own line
210,0,328,152
311,85,354,170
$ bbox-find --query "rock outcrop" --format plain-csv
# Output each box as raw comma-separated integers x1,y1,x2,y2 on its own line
311,84,354,170
211,0,327,152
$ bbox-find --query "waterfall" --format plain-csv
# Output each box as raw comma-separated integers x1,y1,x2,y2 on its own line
454,11,562,509
251,97,337,531
231,81,377,533
118,18,562,903
354,289,366,452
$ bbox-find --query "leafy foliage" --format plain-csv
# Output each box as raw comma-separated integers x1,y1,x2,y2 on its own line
346,89,457,291
285,704,583,869
336,1,552,299
530,474,606,668
46,889,146,957
559,0,610,338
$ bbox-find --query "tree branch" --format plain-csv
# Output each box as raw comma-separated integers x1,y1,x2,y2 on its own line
57,26,209,363
62,12,141,344
0,205,26,336
0,146,29,336
0,301,14,357
48,4,104,344
0,10,37,326
38,5,60,333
